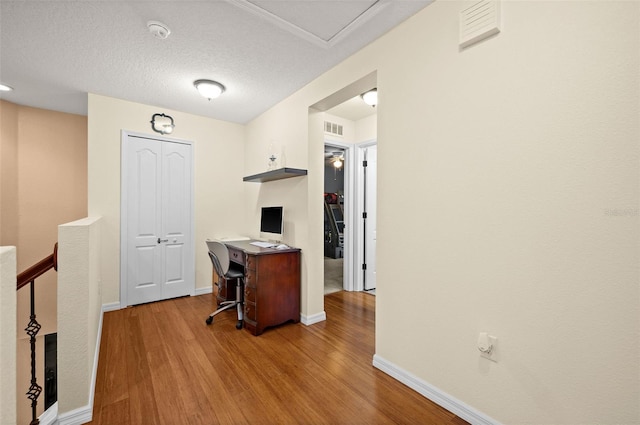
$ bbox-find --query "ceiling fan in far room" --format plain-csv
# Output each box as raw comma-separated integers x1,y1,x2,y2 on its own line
325,151,344,169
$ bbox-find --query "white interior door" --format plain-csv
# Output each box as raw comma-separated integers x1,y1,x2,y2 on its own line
122,132,194,306
160,141,193,300
364,145,377,290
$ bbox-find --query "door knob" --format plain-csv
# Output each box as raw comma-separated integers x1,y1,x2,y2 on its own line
157,238,168,244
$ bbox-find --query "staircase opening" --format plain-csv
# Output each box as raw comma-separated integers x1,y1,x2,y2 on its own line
44,333,57,410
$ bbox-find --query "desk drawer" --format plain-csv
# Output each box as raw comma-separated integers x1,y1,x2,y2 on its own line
228,246,245,266
246,254,256,271
244,301,256,321
245,268,257,288
244,285,256,303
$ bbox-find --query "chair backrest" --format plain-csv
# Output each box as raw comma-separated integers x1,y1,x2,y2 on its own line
206,240,230,276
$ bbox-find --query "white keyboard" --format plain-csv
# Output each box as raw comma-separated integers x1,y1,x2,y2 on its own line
250,241,275,248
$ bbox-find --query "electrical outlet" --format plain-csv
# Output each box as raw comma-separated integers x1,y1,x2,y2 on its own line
478,333,497,362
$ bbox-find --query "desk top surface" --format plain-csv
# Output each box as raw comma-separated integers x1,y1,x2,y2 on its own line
224,239,300,255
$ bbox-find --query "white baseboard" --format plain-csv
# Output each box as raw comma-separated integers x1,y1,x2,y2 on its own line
57,404,92,425
372,354,500,425
102,301,120,312
300,311,326,326
39,402,58,425
194,286,213,296
56,302,113,425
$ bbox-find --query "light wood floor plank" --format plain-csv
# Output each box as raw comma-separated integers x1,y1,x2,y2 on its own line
85,292,468,425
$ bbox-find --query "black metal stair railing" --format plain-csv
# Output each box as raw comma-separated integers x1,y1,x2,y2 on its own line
16,243,57,425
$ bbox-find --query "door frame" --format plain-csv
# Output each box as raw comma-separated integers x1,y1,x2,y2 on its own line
355,139,377,292
323,138,377,292
324,139,355,291
119,130,196,308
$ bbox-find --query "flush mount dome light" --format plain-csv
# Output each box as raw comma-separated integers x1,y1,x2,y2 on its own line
194,79,225,100
361,88,377,107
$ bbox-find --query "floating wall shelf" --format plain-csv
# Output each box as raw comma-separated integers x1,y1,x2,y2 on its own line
243,167,308,183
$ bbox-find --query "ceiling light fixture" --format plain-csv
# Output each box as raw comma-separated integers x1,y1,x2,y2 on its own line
0,84,14,92
194,79,226,100
329,151,344,169
361,88,377,107
150,113,175,135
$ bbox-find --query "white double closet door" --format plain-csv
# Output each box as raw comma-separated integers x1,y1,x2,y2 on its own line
121,132,194,307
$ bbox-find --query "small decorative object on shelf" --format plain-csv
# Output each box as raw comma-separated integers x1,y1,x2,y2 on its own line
267,141,278,170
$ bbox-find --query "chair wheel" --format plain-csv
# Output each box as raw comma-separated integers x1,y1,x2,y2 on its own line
236,321,243,330
206,316,213,325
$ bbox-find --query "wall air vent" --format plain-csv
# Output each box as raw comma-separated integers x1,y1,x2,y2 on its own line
459,0,501,48
324,121,343,137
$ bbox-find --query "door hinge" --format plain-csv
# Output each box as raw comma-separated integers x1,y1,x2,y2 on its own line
362,212,367,219
362,263,367,270
362,160,368,167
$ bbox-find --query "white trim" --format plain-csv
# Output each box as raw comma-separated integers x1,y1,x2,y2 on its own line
226,0,391,48
324,139,355,292
195,286,213,296
354,140,377,292
102,301,120,313
300,311,327,326
372,355,500,425
87,305,106,417
57,404,92,425
57,302,114,425
39,402,58,425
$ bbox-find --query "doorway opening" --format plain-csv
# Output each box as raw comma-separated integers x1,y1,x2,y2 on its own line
324,145,346,295
322,95,377,295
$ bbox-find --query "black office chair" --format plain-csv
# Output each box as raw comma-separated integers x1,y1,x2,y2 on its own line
205,240,244,329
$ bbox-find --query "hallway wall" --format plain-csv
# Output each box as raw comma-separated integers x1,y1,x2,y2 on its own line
0,99,87,423
243,1,640,422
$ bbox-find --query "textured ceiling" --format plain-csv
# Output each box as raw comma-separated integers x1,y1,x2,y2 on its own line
0,0,430,124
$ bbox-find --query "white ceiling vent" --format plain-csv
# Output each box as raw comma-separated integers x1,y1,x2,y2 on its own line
147,21,171,40
459,0,501,48
324,121,343,137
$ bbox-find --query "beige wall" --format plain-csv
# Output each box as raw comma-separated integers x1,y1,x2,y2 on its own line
244,95,323,317
323,112,377,144
0,100,87,423
57,217,102,418
0,100,88,267
1,101,87,332
0,246,17,425
354,114,376,144
87,94,246,304
243,1,639,423
0,101,19,247
324,113,357,142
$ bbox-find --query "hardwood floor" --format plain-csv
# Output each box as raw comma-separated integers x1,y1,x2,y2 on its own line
86,291,468,425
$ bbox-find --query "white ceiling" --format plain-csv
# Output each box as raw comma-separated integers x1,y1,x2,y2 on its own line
327,94,377,121
0,0,431,124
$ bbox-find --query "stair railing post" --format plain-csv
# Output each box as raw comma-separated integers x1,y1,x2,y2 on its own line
26,280,42,425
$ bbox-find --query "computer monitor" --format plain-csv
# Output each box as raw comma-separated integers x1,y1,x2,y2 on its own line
260,206,284,241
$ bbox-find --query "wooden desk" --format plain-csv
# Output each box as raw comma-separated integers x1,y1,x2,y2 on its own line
217,240,301,336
